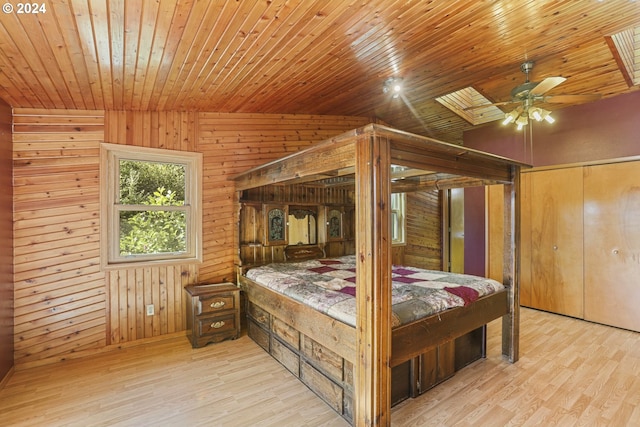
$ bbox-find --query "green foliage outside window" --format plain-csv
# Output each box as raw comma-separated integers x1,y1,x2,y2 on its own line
118,160,188,256
119,160,185,204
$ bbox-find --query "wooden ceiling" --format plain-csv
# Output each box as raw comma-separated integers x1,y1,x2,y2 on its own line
0,0,638,143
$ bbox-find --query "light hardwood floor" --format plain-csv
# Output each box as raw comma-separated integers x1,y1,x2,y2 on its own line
1,307,639,426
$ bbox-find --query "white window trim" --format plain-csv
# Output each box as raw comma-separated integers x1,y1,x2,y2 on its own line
391,192,406,245
100,143,202,270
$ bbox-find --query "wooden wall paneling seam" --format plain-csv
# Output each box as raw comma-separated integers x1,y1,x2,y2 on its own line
12,279,102,311
135,267,145,340
12,305,104,346
13,315,105,355
152,267,163,337
14,232,98,262
12,284,103,320
162,266,178,335
128,268,139,341
109,270,119,345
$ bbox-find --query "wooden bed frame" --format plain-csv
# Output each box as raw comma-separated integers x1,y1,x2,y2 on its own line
238,259,504,422
231,124,527,426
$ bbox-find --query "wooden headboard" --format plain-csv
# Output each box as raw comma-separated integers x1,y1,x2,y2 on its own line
284,245,326,261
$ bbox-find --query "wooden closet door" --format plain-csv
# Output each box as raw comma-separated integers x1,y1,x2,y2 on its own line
519,174,532,307
528,168,584,318
584,161,640,332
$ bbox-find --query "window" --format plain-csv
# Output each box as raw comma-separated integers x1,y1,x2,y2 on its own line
101,143,202,268
391,192,406,245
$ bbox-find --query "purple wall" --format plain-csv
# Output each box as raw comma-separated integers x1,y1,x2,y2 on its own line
463,90,640,275
463,187,486,277
464,90,640,166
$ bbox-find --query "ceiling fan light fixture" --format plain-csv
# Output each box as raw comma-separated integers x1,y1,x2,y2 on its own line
475,60,599,132
530,107,543,121
528,106,554,123
502,109,519,125
504,104,555,130
515,114,528,130
383,77,404,98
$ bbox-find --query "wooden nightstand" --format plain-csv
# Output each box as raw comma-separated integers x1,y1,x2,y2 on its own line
185,283,241,348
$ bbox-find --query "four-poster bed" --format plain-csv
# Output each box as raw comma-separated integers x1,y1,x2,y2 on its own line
231,124,527,426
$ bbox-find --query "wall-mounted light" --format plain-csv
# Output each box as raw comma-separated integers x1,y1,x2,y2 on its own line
383,77,404,98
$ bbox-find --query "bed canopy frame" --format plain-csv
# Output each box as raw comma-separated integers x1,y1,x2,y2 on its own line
231,123,527,426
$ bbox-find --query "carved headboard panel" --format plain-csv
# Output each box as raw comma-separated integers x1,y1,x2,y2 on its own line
284,245,326,261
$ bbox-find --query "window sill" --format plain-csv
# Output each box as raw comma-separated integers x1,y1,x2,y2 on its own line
101,257,202,271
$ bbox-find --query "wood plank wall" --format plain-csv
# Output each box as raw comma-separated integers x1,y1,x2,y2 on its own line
402,191,442,270
197,112,370,277
11,109,370,367
13,109,107,368
103,111,200,346
0,99,13,381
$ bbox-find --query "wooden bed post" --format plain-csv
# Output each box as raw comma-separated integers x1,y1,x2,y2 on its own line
354,132,392,426
502,167,520,363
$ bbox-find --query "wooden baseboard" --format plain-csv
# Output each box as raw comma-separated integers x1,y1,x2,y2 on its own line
14,331,189,371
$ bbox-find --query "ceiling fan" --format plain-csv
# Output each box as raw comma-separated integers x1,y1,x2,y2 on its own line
469,61,602,129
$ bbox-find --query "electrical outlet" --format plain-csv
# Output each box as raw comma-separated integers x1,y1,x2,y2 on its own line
146,304,154,316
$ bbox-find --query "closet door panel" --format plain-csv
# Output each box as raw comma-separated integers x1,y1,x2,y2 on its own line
519,174,532,307
584,161,640,332
529,168,584,318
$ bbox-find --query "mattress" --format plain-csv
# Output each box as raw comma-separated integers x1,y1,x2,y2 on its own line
245,255,504,328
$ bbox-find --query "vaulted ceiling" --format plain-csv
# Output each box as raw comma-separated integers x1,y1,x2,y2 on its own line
0,0,638,143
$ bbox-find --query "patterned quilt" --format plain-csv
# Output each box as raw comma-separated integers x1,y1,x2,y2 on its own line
245,255,504,328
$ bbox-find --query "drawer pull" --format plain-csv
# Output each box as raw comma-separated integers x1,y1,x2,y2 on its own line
210,301,225,309
211,321,225,329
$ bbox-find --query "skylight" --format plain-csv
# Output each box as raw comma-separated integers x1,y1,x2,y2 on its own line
435,87,505,125
607,26,640,87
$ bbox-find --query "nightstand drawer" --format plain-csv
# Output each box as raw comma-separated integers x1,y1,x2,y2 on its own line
198,313,238,336
198,293,236,315
185,282,241,348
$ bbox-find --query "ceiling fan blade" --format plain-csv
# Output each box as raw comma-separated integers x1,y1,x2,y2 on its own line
543,94,602,104
529,76,567,96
